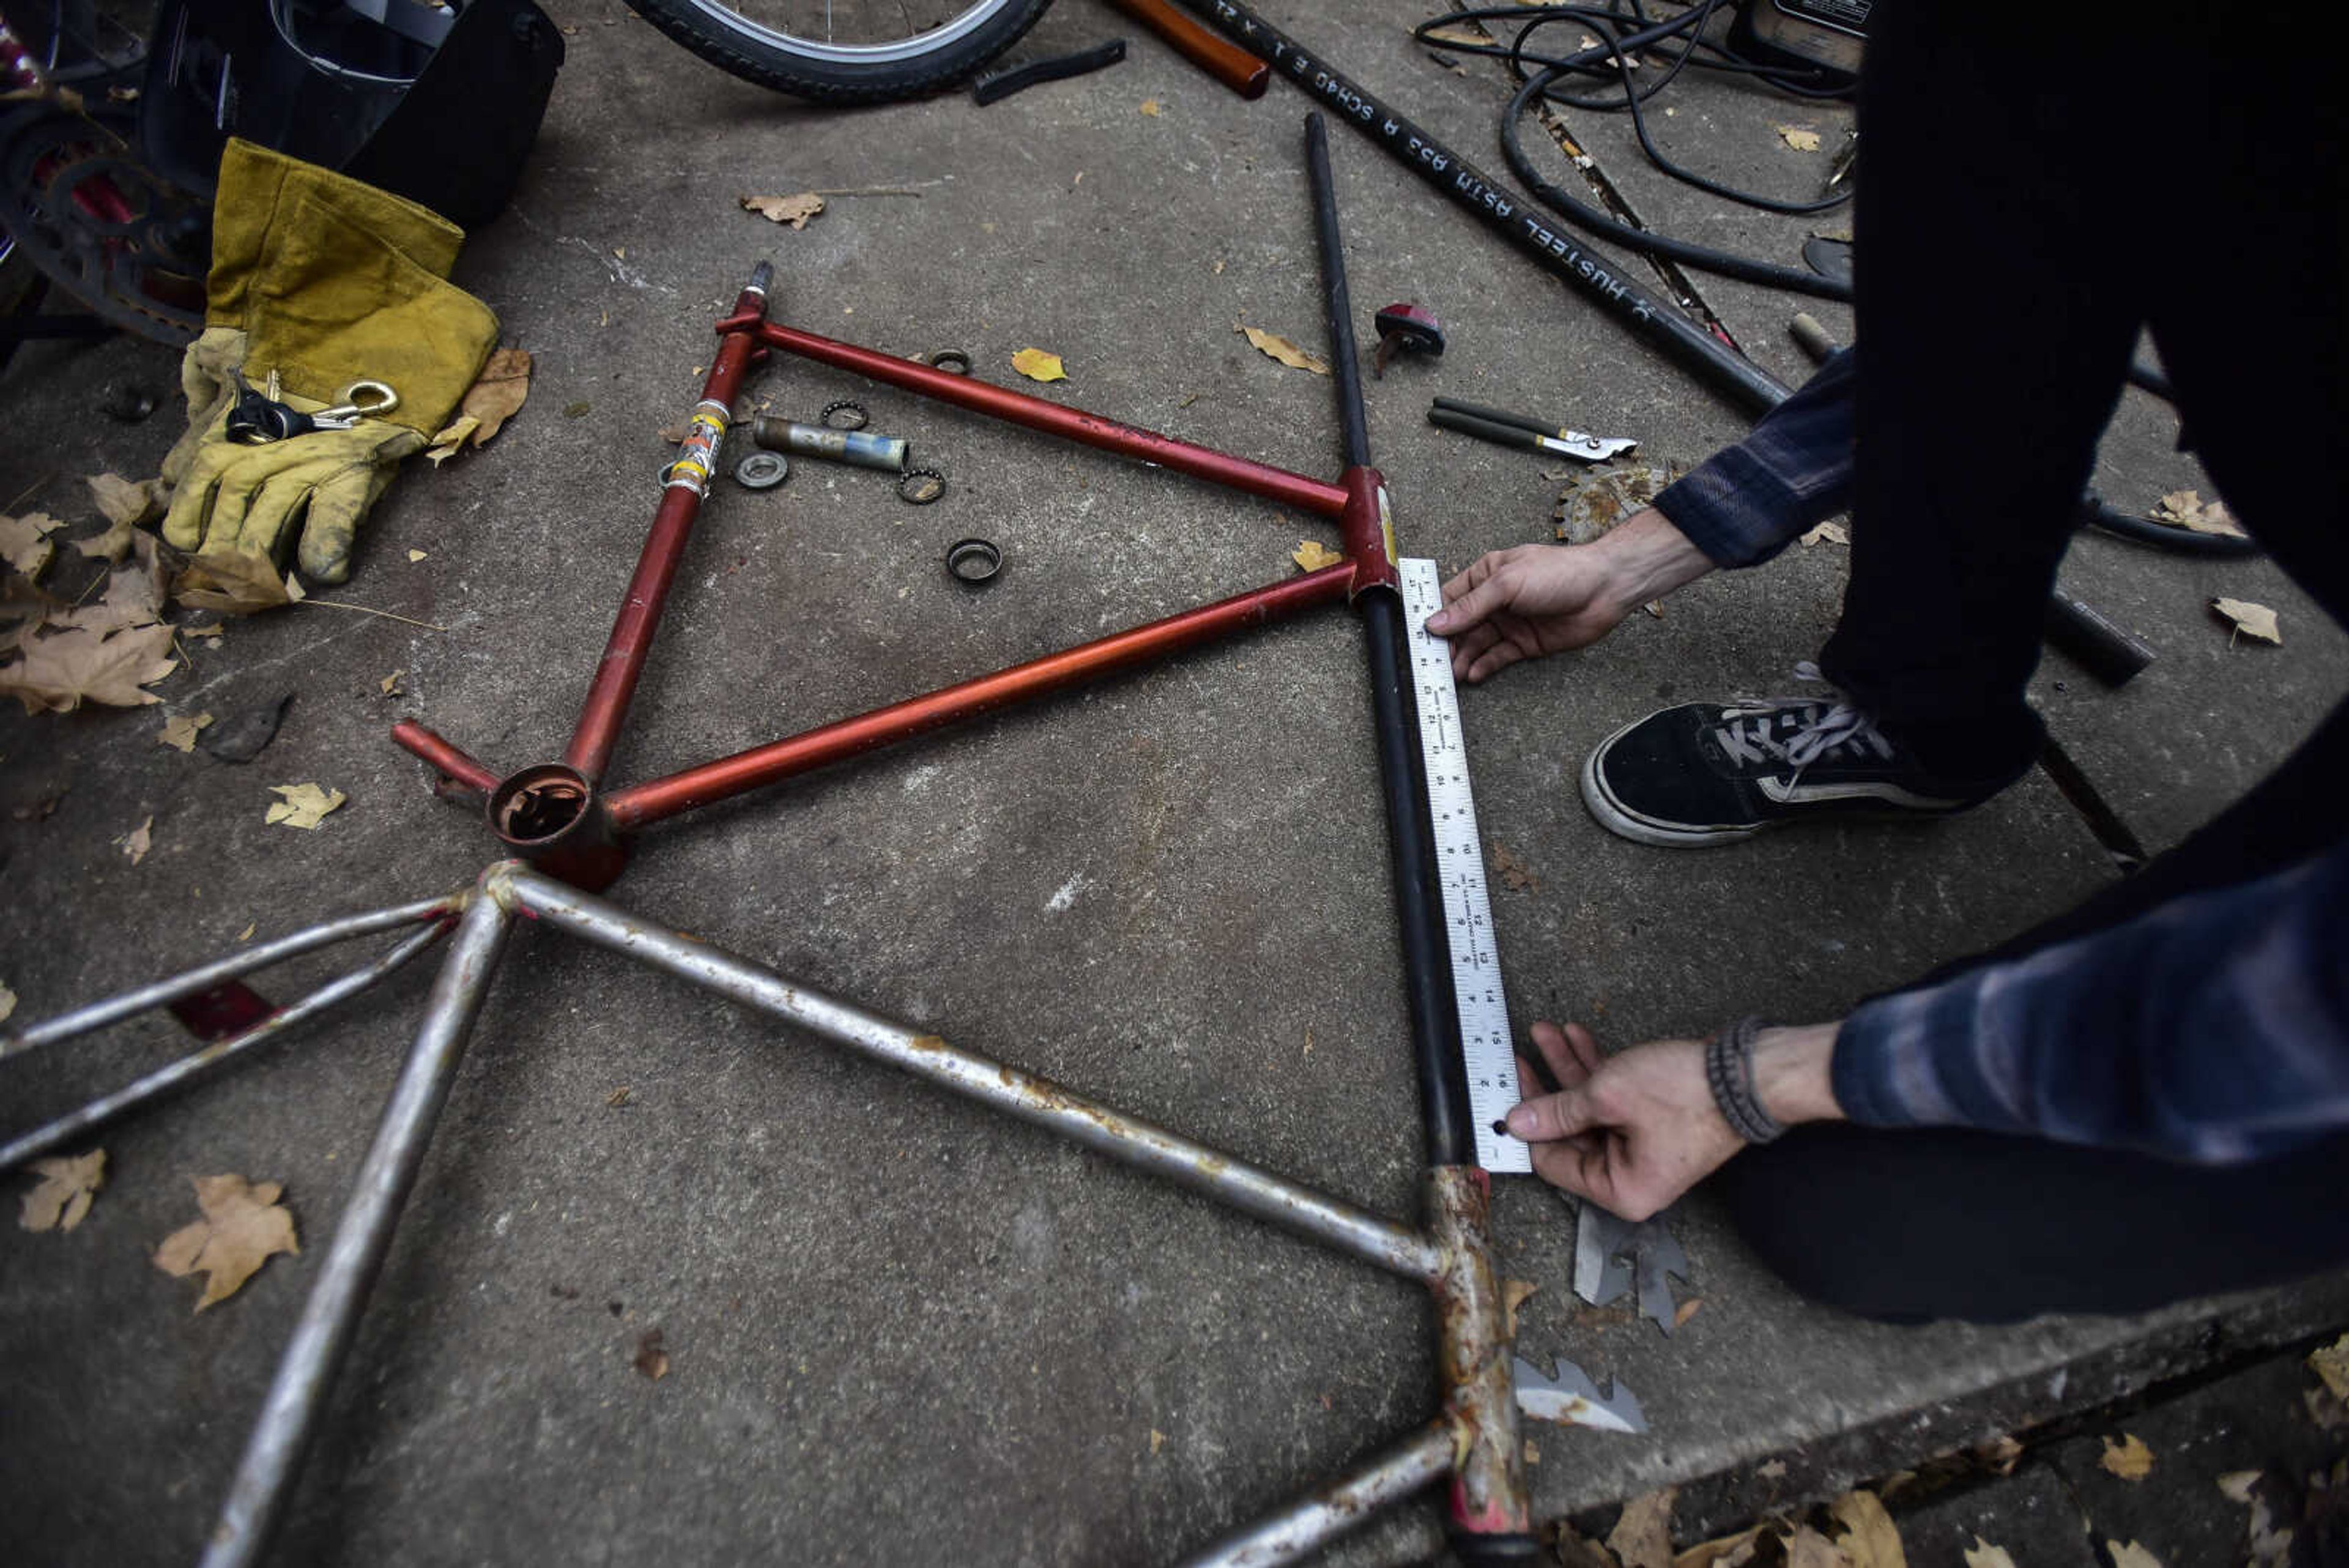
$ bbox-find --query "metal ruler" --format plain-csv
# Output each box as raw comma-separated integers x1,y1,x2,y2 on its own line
1397,558,1530,1173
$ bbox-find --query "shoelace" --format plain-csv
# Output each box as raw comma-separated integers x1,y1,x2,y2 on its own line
1710,663,1896,775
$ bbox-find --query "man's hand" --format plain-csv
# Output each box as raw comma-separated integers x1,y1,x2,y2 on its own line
1504,1019,1845,1220
1424,507,1716,683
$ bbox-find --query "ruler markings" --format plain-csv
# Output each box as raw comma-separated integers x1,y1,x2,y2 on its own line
1397,558,1531,1173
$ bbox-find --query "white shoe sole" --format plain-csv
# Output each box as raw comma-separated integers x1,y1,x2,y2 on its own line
1578,715,1766,849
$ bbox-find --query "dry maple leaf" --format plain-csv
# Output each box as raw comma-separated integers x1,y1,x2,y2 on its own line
741,192,825,228
1825,1490,1903,1567
634,1326,670,1380
1961,1538,2016,1568
1,511,65,578
159,712,213,752
1679,1523,1767,1567
380,670,404,696
1973,1434,2025,1474
1011,347,1067,383
120,815,154,865
0,622,177,713
2100,1432,2154,1480
20,1149,105,1232
153,1173,299,1309
2150,488,2248,538
2106,1542,2163,1568
86,472,164,529
459,347,533,445
1139,98,1162,116
56,535,169,636
1291,540,1343,571
1801,521,1849,547
425,412,483,466
1554,1523,1619,1568
265,782,347,830
1776,125,1822,152
2309,1334,2349,1400
1422,21,1491,46
1238,325,1330,375
173,549,298,615
2212,597,2282,645
1149,1427,1167,1454
1607,1487,1676,1568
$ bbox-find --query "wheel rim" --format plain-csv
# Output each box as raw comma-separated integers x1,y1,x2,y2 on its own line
670,0,1023,64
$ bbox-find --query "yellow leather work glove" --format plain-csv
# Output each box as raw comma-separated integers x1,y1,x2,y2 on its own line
161,143,495,589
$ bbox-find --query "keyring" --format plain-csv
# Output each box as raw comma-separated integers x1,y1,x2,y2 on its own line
945,537,1001,584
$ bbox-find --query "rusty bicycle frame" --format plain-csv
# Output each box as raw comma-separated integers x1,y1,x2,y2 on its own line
2,116,1538,1567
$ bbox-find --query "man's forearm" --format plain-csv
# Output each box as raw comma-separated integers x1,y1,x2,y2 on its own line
1753,1022,1847,1126
1594,507,1718,613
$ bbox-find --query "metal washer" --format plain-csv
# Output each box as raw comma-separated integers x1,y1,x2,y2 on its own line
735,451,790,489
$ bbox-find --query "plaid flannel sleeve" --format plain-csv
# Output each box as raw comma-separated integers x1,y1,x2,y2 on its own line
1831,841,2349,1164
1652,348,1856,568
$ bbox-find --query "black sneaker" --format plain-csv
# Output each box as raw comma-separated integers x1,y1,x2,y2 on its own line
1579,674,2022,847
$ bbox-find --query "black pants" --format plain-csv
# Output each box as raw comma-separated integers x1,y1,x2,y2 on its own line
1715,4,2349,1323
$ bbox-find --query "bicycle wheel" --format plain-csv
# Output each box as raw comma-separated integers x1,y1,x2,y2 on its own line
622,0,1055,102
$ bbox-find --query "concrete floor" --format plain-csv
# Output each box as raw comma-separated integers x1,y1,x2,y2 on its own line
2,3,2343,1564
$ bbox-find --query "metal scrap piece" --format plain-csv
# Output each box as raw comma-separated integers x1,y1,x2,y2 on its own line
1572,1200,1692,1335
1512,1353,1647,1434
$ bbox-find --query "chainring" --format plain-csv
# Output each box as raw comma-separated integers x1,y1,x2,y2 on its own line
0,100,207,344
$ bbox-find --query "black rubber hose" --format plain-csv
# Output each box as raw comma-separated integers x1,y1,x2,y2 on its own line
2079,493,2262,557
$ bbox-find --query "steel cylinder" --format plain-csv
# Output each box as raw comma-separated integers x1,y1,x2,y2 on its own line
751,417,909,474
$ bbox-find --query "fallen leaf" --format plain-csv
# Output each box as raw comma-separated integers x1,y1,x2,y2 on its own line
1826,1491,1904,1567
1491,839,1539,891
2099,1433,2154,1481
2212,598,2279,645
0,982,13,1022
2217,1470,2262,1505
1961,1539,2016,1568
1801,521,1849,547
1140,98,1162,116
2150,488,2248,538
152,1173,299,1309
173,551,296,614
1502,1278,1537,1336
1011,347,1067,383
1782,1526,1850,1568
607,1085,633,1108
458,347,532,445
0,622,176,713
1422,21,1491,46
1776,125,1823,152
1673,1297,1703,1328
265,782,347,829
1238,325,1330,375
1973,1435,2025,1474
1756,1460,1788,1481
120,814,153,865
54,533,169,636
1642,599,1665,619
380,670,404,696
563,400,591,418
634,1327,670,1380
237,923,256,942
1,511,65,578
1677,1524,1767,1567
185,622,223,641
1557,1523,1622,1568
159,712,214,752
425,412,483,465
86,472,164,529
2307,1334,2349,1399
740,192,825,228
2305,1384,2348,1430
1608,1487,1677,1568
1291,540,1343,571
407,549,429,563
1149,1428,1167,1454
19,1150,105,1232
2106,1542,2162,1568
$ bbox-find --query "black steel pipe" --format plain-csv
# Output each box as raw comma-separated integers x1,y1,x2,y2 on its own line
1304,114,1477,1169
1176,0,1792,417
1306,113,1372,469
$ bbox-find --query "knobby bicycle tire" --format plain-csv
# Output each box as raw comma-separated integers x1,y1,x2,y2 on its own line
622,0,1055,101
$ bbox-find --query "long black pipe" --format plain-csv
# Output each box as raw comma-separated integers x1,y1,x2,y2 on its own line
1305,112,1477,1172
1181,0,1791,418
